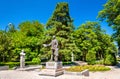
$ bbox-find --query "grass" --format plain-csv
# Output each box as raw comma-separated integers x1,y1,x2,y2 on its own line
66,65,111,72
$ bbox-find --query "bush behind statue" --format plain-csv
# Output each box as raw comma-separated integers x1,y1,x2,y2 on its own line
32,58,41,65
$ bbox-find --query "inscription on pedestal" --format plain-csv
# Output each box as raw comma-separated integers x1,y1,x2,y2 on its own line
46,62,62,69
48,63,55,66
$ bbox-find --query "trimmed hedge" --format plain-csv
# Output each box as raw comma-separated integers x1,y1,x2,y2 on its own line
0,62,19,68
0,61,40,68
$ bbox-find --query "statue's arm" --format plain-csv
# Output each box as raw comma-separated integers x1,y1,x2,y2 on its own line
43,41,52,47
48,41,52,46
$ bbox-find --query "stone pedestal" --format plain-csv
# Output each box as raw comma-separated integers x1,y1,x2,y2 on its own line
46,62,62,69
39,62,63,76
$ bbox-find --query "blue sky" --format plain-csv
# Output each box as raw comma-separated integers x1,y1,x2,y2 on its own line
0,0,113,35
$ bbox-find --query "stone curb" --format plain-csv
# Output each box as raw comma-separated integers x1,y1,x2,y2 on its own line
64,69,89,76
0,66,9,71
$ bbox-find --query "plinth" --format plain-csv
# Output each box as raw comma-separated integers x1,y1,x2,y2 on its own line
39,62,63,76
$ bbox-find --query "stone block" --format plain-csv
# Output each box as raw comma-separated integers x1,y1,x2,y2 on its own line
0,66,9,70
39,61,63,76
39,68,63,77
64,69,89,76
81,69,89,76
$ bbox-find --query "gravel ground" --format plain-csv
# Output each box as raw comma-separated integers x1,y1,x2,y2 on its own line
0,66,120,79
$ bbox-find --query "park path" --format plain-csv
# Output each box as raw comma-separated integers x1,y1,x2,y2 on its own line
0,64,120,79
88,66,120,79
0,70,85,79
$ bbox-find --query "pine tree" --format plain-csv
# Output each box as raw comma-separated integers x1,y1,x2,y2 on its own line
42,2,78,61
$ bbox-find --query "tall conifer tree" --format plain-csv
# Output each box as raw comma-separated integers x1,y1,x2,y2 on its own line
43,2,79,61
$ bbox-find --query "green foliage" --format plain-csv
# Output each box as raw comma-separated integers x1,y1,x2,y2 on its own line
15,21,44,61
44,2,77,61
62,61,73,65
95,60,104,65
117,57,120,61
46,2,73,29
0,62,19,68
0,61,40,68
98,0,120,26
32,58,41,64
86,51,96,65
66,65,111,72
0,2,117,66
104,53,117,65
98,0,120,49
73,21,117,62
0,30,13,62
0,21,44,62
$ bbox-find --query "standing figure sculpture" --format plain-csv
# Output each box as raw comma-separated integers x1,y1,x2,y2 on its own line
20,50,25,68
43,36,58,62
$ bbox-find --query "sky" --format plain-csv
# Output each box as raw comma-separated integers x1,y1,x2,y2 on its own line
0,0,114,35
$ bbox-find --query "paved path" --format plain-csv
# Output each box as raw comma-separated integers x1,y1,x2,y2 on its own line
88,67,120,79
0,66,120,79
0,70,85,79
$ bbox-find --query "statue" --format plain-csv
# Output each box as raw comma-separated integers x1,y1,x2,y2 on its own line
20,50,25,68
43,36,58,62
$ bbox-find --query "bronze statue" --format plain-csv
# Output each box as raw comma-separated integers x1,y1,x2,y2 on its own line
43,36,58,62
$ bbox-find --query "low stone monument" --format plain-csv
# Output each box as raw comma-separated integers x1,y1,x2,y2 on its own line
71,52,74,62
40,36,63,76
20,50,25,68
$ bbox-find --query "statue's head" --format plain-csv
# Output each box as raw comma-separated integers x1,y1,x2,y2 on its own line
53,35,56,39
22,50,24,53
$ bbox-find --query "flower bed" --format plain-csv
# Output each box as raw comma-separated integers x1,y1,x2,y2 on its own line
65,65,111,72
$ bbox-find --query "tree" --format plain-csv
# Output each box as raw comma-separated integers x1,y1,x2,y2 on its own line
73,22,99,61
0,30,14,62
46,2,73,29
43,2,77,61
11,21,44,61
98,0,120,49
73,21,117,65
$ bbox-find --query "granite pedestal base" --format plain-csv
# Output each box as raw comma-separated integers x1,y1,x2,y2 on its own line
39,62,63,77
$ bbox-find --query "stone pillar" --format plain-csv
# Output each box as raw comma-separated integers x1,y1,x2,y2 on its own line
71,52,74,62
20,50,25,68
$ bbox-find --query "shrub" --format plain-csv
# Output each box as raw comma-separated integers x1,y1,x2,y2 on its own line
32,58,41,64
0,62,20,68
104,54,116,65
95,60,104,65
86,51,96,65
117,57,120,61
25,61,38,65
0,61,41,68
